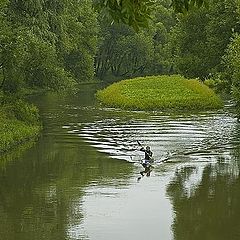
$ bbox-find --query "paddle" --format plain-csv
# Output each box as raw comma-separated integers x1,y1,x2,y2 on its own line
137,140,142,147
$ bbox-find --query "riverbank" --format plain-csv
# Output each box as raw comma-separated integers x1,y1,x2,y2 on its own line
0,98,41,154
96,75,223,110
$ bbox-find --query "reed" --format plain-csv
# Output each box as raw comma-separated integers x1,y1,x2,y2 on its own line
96,75,223,110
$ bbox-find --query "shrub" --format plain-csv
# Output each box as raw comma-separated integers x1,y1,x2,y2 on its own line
204,78,230,93
0,119,40,153
12,100,39,124
0,97,41,153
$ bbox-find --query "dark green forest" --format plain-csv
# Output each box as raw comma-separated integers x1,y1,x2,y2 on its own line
1,0,240,107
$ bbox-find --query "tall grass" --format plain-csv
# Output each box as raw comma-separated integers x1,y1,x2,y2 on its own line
0,98,41,154
96,75,223,110
0,119,40,153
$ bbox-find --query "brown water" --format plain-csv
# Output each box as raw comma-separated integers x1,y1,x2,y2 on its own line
0,84,240,240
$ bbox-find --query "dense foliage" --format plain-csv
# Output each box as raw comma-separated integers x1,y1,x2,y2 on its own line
0,0,99,151
169,0,240,106
0,0,98,94
224,34,240,105
96,0,176,80
94,0,209,30
95,23,154,79
172,0,240,80
96,75,222,110
0,99,41,153
2,0,239,98
96,0,240,109
2,0,240,152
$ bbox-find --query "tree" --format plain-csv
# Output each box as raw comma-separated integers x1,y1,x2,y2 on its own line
0,0,25,93
205,0,240,75
94,0,209,30
148,0,176,75
53,0,99,82
223,34,240,106
95,0,176,79
0,0,98,93
171,7,210,79
170,0,240,80
95,23,154,79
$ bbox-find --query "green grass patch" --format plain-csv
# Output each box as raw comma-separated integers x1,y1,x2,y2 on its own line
0,119,40,153
96,75,223,110
0,98,41,154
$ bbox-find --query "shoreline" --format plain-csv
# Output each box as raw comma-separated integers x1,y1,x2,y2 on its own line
0,118,41,155
0,99,42,156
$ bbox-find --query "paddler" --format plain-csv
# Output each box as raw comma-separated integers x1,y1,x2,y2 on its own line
139,146,153,178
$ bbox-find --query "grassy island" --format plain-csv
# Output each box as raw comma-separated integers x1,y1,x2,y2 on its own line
96,75,223,111
0,99,41,154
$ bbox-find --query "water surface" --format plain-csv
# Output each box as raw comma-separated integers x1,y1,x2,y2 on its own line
0,84,240,240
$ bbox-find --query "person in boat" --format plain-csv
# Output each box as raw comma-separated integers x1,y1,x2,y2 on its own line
139,162,152,178
139,146,153,178
140,146,153,162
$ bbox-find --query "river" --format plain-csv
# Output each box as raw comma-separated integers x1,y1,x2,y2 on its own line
0,83,240,240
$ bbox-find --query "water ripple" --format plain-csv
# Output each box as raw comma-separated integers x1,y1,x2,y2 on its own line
64,108,239,164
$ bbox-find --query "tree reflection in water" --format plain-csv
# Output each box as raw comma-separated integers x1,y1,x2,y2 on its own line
166,147,240,240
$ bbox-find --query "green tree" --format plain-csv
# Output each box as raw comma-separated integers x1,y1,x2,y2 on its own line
171,0,239,80
1,0,98,94
53,0,99,82
94,0,209,30
171,7,210,79
148,0,176,75
95,23,154,79
96,0,176,79
0,0,26,93
206,0,240,75
224,34,240,106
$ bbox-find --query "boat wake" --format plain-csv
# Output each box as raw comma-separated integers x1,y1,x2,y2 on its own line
64,107,238,164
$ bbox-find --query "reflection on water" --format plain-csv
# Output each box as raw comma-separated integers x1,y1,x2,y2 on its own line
0,140,36,172
167,156,240,240
0,84,240,240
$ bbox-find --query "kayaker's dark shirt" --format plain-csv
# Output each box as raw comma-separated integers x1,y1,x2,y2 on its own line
140,147,153,160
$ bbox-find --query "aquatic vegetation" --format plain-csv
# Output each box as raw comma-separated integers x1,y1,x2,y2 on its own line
96,75,223,110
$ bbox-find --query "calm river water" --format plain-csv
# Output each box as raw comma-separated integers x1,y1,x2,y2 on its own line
0,84,240,240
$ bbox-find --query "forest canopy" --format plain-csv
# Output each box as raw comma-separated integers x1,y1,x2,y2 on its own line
0,0,98,94
1,0,240,108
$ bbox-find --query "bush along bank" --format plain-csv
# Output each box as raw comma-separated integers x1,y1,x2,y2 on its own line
96,75,223,111
0,97,41,154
